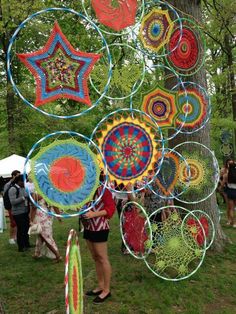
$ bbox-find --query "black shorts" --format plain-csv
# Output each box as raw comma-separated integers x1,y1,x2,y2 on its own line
226,188,236,200
83,229,109,242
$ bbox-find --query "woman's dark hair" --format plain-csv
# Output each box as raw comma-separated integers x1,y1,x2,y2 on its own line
228,163,236,184
11,170,20,177
224,158,234,168
12,174,25,184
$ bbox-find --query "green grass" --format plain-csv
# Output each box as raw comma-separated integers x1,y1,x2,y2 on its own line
0,208,236,314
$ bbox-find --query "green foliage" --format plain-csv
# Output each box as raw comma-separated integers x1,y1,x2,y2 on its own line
203,0,236,161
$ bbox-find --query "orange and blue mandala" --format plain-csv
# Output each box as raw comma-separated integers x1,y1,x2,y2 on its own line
30,139,100,210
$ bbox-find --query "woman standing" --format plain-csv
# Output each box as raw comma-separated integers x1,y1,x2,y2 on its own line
82,184,116,304
224,162,236,227
30,195,62,262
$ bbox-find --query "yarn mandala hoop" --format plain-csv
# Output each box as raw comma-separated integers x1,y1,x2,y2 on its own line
144,206,206,281
81,0,145,36
65,230,83,314
120,201,152,259
165,18,206,76
138,63,188,141
171,142,219,204
90,43,146,100
90,108,165,193
23,131,108,218
148,148,191,200
172,82,211,134
133,0,183,58
183,210,215,250
7,7,112,119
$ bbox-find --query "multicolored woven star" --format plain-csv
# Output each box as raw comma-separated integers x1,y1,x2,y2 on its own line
141,85,178,128
17,21,101,107
139,8,173,53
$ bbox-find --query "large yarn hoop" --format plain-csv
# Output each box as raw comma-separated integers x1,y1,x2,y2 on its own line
23,131,108,218
7,7,112,119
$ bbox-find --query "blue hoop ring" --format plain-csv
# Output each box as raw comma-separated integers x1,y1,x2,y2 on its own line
23,130,108,218
90,107,165,195
7,7,112,119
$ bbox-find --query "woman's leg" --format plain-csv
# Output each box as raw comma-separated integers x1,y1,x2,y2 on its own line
42,235,61,260
228,199,235,225
86,240,104,291
92,242,112,297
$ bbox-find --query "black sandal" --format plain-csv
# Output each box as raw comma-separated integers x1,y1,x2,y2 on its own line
93,292,111,304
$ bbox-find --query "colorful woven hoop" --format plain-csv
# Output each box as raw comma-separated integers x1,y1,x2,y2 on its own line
172,142,220,204
24,131,107,218
172,82,211,134
120,201,152,259
144,206,206,281
17,21,102,108
148,148,190,199
184,210,215,250
30,139,100,210
133,0,182,58
139,7,173,53
165,18,206,76
91,108,164,192
82,0,145,36
7,7,112,119
65,230,83,314
141,84,178,128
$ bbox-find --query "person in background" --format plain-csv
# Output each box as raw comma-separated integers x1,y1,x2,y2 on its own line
218,159,234,205
30,193,62,262
3,170,20,244
223,161,236,227
82,173,116,304
8,174,30,252
0,191,7,233
221,159,235,225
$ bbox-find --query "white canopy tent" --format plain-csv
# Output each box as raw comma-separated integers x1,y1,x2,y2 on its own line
0,154,30,178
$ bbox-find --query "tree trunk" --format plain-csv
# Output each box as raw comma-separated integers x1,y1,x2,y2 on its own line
167,0,227,251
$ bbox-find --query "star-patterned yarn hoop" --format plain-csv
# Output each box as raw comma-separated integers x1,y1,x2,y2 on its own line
165,18,206,76
65,230,83,314
144,206,206,281
82,0,145,36
91,108,164,192
133,0,182,58
172,142,219,204
17,21,102,108
172,82,211,134
120,201,152,259
24,131,107,218
7,7,112,119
